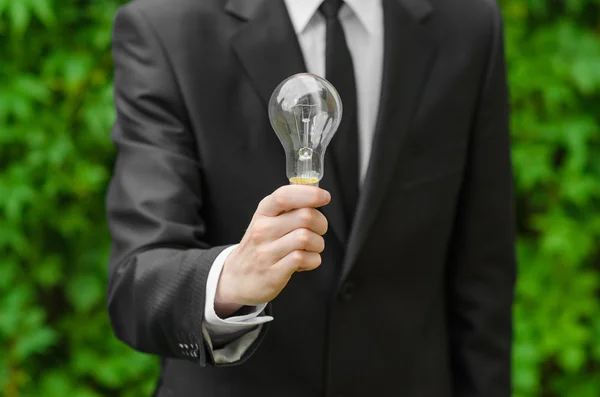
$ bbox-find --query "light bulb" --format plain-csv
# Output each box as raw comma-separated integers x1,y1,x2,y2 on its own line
268,73,342,186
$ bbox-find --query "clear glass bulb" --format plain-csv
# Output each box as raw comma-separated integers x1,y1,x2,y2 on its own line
268,73,342,186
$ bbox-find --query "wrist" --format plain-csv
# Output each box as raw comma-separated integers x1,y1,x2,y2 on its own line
214,256,243,318
214,288,243,318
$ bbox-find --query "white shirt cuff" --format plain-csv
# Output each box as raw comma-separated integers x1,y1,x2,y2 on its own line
204,244,273,337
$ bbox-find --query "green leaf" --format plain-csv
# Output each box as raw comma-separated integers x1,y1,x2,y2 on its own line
29,0,55,27
35,256,64,288
558,346,587,373
8,1,31,35
66,274,104,312
14,326,58,360
39,371,73,397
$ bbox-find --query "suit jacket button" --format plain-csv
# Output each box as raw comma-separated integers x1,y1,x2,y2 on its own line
341,281,355,301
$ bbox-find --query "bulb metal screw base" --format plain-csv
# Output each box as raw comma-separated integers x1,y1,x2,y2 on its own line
289,177,319,187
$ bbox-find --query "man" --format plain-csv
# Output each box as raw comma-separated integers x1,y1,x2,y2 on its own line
106,0,516,396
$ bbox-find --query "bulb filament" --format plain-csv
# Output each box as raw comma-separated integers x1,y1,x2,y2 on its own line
295,103,316,180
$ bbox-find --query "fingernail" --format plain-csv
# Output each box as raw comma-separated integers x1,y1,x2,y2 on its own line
324,190,331,201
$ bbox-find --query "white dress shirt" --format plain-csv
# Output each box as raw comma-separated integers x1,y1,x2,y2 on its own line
202,0,384,362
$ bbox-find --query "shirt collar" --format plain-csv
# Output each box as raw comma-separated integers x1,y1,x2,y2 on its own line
284,0,382,36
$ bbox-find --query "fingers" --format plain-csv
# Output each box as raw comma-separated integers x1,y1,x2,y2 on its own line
265,228,325,263
273,250,322,277
258,185,331,217
251,208,328,242
277,208,329,236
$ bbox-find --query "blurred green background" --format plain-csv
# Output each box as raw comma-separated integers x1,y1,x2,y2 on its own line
0,0,599,396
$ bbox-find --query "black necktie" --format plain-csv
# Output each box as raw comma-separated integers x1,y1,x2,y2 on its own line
319,0,360,227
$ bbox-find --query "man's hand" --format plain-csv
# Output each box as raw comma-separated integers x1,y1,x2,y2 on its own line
215,185,331,317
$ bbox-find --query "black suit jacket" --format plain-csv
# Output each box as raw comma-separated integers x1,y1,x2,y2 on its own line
106,0,516,396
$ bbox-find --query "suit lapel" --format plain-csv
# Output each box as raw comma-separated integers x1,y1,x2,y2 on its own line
226,0,348,245
341,0,437,282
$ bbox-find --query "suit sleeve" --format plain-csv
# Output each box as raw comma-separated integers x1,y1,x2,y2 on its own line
106,5,268,367
446,3,517,396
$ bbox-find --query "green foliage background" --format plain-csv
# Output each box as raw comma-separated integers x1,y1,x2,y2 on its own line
0,0,598,396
